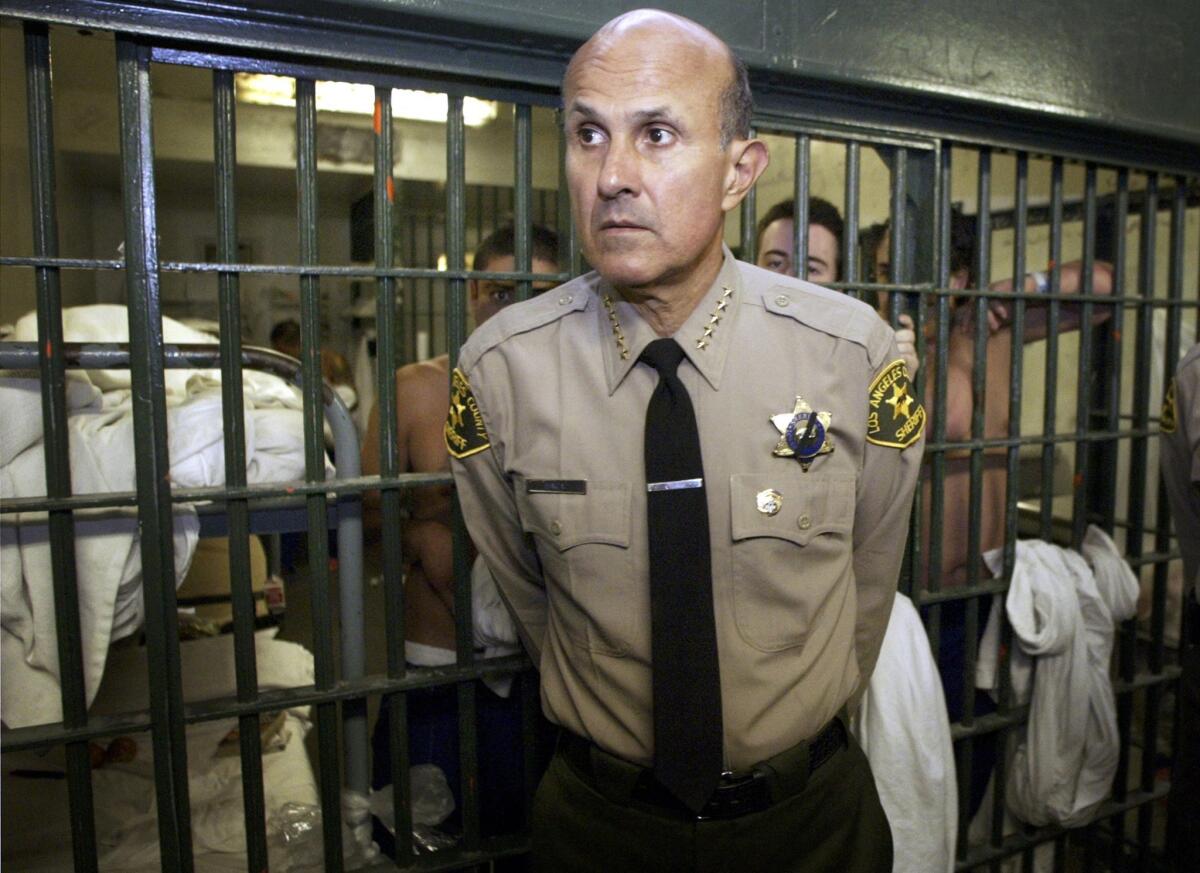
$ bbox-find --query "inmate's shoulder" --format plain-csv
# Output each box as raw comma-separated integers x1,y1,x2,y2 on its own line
456,271,598,373
736,261,895,370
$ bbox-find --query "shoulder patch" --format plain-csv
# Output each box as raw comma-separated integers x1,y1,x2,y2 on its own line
867,359,925,449
1161,377,1177,434
457,275,593,372
445,368,490,459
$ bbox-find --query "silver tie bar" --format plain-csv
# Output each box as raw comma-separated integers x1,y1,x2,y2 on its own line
646,478,703,492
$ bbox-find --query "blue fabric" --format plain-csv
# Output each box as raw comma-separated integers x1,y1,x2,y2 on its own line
925,597,997,819
370,670,554,860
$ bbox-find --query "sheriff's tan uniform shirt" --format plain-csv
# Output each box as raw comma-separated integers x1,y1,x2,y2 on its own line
1161,342,1200,597
448,250,925,770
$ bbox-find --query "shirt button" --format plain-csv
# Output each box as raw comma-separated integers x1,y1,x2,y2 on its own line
558,294,574,306
774,294,791,307
798,514,812,531
550,520,562,536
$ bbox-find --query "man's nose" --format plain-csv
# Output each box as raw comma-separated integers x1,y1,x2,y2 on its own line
597,138,640,200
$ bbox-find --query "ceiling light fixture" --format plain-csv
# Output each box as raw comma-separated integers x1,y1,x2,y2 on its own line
234,73,498,127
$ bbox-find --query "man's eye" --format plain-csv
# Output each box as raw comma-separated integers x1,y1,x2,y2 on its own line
577,126,606,146
765,257,788,272
490,289,513,304
646,126,675,145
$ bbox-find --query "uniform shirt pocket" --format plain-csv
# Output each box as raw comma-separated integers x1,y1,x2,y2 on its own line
729,472,856,652
514,477,635,655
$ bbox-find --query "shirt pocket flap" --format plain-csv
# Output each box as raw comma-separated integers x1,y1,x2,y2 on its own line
515,478,632,551
730,473,855,546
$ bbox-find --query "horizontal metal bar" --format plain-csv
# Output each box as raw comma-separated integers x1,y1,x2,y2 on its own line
149,45,562,110
2,657,533,752
1112,665,1182,694
949,706,1030,741
914,579,1009,605
0,255,567,282
0,472,448,514
953,786,1169,872
923,427,1163,453
751,113,937,151
0,341,334,397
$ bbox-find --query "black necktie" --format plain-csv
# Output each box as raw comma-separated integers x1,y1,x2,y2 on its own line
640,338,723,813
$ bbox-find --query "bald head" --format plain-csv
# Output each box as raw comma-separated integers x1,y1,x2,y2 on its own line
565,9,751,149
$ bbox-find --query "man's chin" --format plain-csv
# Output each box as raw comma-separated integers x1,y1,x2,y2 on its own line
588,252,664,290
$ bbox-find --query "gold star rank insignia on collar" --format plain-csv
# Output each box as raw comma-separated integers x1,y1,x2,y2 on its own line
867,359,925,449
771,395,833,471
445,367,491,459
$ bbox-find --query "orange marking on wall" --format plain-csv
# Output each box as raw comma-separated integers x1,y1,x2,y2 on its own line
373,100,382,135
386,175,395,203
1113,329,1122,342
45,340,53,357
1073,472,1083,489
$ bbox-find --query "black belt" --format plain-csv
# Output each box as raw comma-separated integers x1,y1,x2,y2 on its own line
558,716,847,821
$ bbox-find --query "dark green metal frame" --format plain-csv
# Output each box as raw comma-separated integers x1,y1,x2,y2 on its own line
1,6,1197,873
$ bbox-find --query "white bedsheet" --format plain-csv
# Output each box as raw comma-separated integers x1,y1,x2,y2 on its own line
2,633,320,873
975,525,1139,828
854,593,957,873
2,306,315,729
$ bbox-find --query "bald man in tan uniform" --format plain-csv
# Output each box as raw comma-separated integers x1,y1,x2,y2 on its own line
1163,342,1200,872
448,10,923,871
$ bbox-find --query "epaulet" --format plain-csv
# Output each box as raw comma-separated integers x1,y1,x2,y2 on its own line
456,273,595,373
742,263,891,368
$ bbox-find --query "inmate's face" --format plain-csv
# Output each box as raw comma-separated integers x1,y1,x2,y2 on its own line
756,217,840,284
468,254,559,326
563,25,735,291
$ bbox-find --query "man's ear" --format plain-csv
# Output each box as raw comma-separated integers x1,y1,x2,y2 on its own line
722,138,769,213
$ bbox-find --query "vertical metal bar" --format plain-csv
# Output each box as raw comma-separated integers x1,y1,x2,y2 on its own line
793,134,811,279
373,84,415,860
407,211,418,364
475,182,484,253
1070,163,1098,549
1101,171,1129,533
557,109,580,276
515,103,533,300
295,75,344,871
991,151,1029,854
445,94,482,852
334,401,367,797
1142,177,1188,871
426,215,436,357
211,67,269,873
843,141,861,294
888,147,909,326
115,36,193,872
968,147,991,593
1040,158,1065,539
1107,169,1132,873
929,142,951,613
1128,173,1157,873
740,126,756,262
23,22,98,873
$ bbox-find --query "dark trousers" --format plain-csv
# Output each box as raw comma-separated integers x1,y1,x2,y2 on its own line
1167,599,1200,871
531,730,892,873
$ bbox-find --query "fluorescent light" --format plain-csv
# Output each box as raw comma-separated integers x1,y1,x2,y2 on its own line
234,73,498,127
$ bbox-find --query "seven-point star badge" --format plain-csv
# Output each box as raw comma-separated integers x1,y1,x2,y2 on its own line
771,395,834,471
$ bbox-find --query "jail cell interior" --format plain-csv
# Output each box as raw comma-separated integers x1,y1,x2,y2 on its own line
0,9,1197,873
